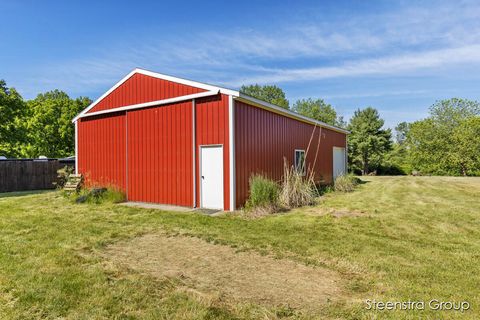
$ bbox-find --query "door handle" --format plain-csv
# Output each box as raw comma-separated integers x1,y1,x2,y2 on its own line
202,176,205,179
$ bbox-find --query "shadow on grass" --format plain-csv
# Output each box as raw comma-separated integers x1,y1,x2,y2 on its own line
0,189,54,199
357,178,369,184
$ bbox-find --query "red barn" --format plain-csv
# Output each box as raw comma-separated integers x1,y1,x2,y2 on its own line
73,68,348,211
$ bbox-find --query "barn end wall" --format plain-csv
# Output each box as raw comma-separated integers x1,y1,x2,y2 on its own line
88,73,205,114
77,93,231,210
234,100,347,208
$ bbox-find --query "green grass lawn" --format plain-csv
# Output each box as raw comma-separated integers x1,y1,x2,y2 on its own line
0,176,479,319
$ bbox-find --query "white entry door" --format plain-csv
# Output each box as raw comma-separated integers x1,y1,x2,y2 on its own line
200,145,224,209
333,147,346,180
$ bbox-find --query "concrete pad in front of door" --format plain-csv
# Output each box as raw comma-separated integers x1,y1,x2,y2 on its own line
120,202,193,212
120,202,223,215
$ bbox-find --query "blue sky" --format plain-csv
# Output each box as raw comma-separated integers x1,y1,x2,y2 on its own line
1,0,480,128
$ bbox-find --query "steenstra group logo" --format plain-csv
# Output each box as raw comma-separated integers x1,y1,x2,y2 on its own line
365,300,470,312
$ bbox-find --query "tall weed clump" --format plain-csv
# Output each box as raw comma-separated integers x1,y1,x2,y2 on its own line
68,186,126,204
278,159,317,208
334,174,360,192
245,174,280,214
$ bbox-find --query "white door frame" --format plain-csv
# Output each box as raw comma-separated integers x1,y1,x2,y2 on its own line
199,144,224,209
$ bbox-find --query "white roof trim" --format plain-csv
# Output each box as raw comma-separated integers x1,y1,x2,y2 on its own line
136,68,239,96
72,67,348,134
73,90,219,121
72,68,239,122
236,93,350,134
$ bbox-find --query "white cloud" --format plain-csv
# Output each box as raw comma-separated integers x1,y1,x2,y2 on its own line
225,44,480,86
322,89,430,100
12,0,480,99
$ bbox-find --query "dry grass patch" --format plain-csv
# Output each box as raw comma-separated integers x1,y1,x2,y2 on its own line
103,233,344,312
300,206,367,218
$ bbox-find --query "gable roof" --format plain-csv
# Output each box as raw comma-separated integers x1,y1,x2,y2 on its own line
72,68,349,134
72,68,237,122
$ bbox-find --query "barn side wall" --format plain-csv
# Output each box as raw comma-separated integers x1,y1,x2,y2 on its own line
77,112,127,191
234,100,347,208
88,73,205,114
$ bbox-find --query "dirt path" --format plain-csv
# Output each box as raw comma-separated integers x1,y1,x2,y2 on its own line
103,233,344,310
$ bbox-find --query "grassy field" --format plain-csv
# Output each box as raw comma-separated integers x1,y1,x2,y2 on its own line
0,176,479,319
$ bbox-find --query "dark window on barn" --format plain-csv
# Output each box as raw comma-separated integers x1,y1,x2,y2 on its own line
294,149,306,175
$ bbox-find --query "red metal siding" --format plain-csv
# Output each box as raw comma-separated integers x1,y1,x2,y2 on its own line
234,101,347,208
195,94,230,210
77,113,127,190
127,101,193,206
88,73,205,114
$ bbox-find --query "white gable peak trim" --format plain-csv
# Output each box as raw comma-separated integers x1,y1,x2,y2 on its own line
73,91,219,121
72,68,239,123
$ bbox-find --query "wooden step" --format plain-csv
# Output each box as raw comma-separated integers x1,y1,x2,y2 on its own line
63,174,83,192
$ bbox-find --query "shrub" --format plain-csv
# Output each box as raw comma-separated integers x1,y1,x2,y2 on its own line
278,159,317,208
245,175,280,214
316,184,334,196
334,174,360,192
69,187,126,204
55,166,74,188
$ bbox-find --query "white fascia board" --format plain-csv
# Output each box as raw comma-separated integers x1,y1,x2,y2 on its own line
236,93,350,134
72,68,240,123
72,69,138,123
74,90,219,121
135,68,239,96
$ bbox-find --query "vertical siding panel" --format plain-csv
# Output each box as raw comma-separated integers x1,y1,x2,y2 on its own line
78,113,126,192
173,105,178,205
167,105,172,204
155,108,160,203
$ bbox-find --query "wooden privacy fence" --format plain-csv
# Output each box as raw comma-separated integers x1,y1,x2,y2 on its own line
0,159,67,193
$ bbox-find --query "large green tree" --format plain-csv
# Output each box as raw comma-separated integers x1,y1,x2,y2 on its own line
406,98,480,175
451,116,480,175
0,80,27,157
240,84,289,109
347,107,392,175
377,121,411,175
292,98,345,127
23,91,91,158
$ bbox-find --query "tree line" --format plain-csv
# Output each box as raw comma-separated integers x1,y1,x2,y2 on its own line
1,79,478,176
0,80,91,158
241,84,480,176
